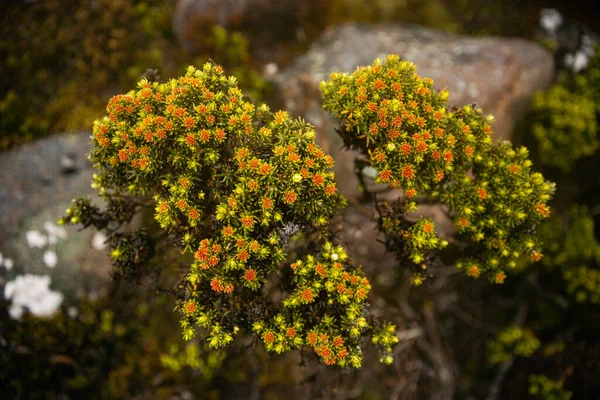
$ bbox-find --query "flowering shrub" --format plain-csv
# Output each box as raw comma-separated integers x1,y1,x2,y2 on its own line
63,55,553,368
62,63,396,367
321,54,554,283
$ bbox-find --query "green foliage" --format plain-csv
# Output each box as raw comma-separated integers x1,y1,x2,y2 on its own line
538,205,600,303
487,324,541,364
160,343,226,379
528,375,573,400
530,85,598,171
321,55,554,283
0,0,175,148
529,46,600,172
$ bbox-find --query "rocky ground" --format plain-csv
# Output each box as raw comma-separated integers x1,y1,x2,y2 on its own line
0,131,111,302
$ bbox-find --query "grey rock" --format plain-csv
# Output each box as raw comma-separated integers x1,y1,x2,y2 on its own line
0,132,112,302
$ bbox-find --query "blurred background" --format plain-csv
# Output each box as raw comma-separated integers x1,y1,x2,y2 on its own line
1,1,600,399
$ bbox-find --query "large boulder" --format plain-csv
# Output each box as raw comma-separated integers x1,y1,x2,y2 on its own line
0,132,111,305
272,22,555,198
173,0,301,58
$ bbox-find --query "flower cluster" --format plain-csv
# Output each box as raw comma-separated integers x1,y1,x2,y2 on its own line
63,63,397,367
252,243,381,368
321,54,554,282
446,142,553,282
379,200,448,285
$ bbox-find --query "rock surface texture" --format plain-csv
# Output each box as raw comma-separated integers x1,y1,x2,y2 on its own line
0,131,111,299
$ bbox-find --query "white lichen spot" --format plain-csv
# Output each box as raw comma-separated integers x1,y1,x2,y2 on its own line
572,51,590,73
26,230,47,249
43,250,58,268
540,9,563,33
92,232,108,250
67,306,78,318
4,274,63,319
263,62,279,78
362,166,379,179
44,221,68,245
4,258,14,271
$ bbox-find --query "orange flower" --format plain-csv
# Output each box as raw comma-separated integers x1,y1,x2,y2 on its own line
286,327,296,338
237,250,249,262
274,110,288,124
467,266,481,278
530,252,543,262
176,199,188,210
535,204,550,217
379,169,392,182
248,180,259,191
210,278,223,292
184,301,197,314
423,223,434,234
315,263,328,277
244,269,256,281
262,197,273,210
195,248,209,261
325,184,336,195
478,188,487,200
215,129,226,141
312,174,325,186
241,216,255,228
173,108,186,118
249,241,261,252
283,191,297,204
435,170,445,182
373,79,386,90
185,134,196,146
222,226,235,236
263,332,275,343
443,150,453,163
495,272,506,284
199,130,211,142
188,208,200,220
184,117,195,129
249,158,260,169
301,288,314,302
405,188,417,197
415,141,428,153
401,165,415,180
508,164,520,174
